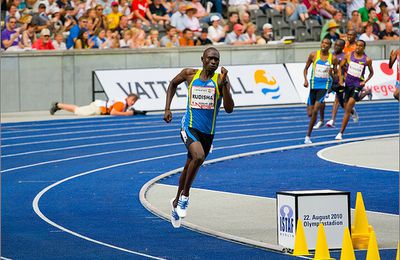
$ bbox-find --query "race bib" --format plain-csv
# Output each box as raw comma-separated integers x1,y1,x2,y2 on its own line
190,86,215,109
314,63,330,78
347,61,364,78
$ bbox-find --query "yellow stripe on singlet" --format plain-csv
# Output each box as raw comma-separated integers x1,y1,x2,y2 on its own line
188,69,202,128
210,72,220,134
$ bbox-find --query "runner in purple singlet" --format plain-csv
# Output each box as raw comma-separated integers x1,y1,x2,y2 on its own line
335,40,374,140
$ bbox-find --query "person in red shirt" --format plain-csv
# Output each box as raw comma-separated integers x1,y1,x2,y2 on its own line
131,0,156,27
32,28,55,50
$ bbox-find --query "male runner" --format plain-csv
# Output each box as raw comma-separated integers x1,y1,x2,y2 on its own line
303,38,338,144
326,39,359,127
389,48,399,101
164,47,234,228
344,30,373,101
336,40,374,140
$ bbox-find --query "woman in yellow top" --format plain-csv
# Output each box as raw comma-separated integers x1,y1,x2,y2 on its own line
107,2,123,30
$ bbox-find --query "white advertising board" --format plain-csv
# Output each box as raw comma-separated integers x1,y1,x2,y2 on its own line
94,64,301,111
277,194,296,249
286,59,398,104
297,194,350,249
277,190,350,250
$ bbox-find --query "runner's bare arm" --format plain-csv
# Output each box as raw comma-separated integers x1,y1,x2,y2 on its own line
331,55,339,82
164,69,196,123
361,57,374,86
303,52,314,88
388,49,397,69
338,53,349,86
220,67,234,113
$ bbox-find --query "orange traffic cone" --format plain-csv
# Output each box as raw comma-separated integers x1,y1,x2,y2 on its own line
293,219,310,256
351,192,373,249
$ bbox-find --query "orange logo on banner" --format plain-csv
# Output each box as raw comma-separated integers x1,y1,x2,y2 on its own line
254,69,280,99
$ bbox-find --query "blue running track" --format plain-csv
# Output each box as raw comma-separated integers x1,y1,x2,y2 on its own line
1,102,399,260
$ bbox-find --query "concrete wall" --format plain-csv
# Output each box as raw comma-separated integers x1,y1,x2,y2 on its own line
1,41,398,112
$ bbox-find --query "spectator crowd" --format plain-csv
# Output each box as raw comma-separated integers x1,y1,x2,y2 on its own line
1,0,399,51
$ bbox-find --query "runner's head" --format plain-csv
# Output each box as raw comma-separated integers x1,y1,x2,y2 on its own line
347,30,357,44
355,40,366,55
202,47,220,72
334,39,345,54
320,38,332,53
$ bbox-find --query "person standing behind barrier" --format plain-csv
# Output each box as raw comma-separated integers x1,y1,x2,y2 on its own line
335,40,374,140
303,38,338,144
49,94,146,116
164,47,234,228
389,48,399,101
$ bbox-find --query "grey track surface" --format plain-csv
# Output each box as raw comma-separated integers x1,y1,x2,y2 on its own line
144,136,399,251
318,137,400,172
147,184,398,249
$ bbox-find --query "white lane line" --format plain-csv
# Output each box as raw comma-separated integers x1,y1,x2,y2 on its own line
1,142,181,173
32,134,394,260
2,113,396,143
317,140,399,172
2,108,396,139
32,153,187,260
2,128,397,175
2,102,392,130
139,133,398,255
0,107,320,130
0,116,349,147
3,121,397,158
2,115,397,149
1,257,13,260
1,110,308,134
213,131,398,151
18,181,57,183
2,120,382,157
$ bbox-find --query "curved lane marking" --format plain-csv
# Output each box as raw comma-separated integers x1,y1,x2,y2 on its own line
317,138,399,172
32,153,188,260
139,134,398,254
32,134,396,258
4,128,397,173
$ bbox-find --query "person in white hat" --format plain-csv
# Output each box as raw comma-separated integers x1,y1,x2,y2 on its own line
207,15,225,44
257,23,274,44
32,28,55,50
46,0,60,15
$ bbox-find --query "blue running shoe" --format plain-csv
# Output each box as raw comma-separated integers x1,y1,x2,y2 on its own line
176,196,189,218
170,199,181,228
